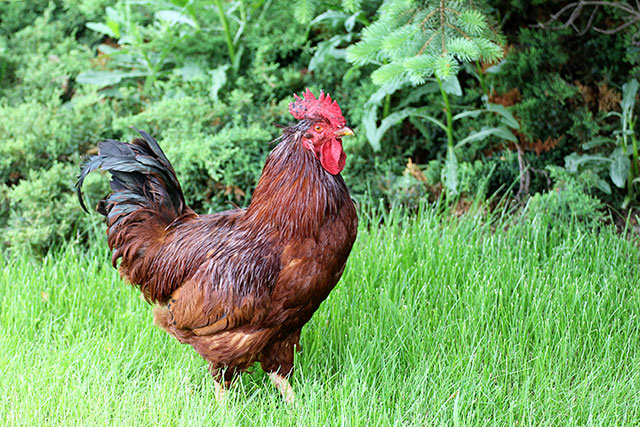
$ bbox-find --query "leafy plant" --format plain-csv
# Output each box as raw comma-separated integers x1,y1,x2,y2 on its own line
522,166,604,231
344,0,507,197
212,0,273,71
78,2,200,93
307,7,370,74
356,75,518,195
294,0,366,23
565,79,640,207
3,162,106,255
4,0,640,254
78,1,273,97
346,0,503,83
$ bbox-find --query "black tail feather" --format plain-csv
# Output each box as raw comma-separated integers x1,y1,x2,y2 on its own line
77,156,105,213
76,128,187,220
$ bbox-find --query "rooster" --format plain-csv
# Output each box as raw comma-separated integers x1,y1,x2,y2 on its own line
77,89,357,402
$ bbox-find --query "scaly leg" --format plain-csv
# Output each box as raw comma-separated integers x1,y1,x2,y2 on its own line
268,372,295,403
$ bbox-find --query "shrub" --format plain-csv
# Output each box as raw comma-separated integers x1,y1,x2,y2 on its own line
522,167,605,230
3,162,106,255
0,94,114,185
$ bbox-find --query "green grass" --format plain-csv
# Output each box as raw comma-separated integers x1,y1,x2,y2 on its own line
1,207,640,426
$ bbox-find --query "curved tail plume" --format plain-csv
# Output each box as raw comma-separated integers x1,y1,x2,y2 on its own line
77,128,194,295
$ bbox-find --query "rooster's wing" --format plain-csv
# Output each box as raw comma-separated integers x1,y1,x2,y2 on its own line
157,213,283,336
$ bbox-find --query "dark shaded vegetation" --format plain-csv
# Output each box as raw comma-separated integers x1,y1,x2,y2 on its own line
1,0,639,254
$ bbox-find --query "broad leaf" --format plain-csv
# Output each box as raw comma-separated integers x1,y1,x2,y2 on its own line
105,7,122,24
582,137,614,150
155,10,197,27
443,146,458,195
595,178,612,195
86,22,117,38
365,80,404,108
397,82,439,108
361,80,408,151
309,35,351,72
106,19,121,38
364,107,425,152
96,44,120,55
610,151,631,188
441,75,462,96
310,10,349,27
484,58,506,73
76,70,147,87
456,126,516,147
209,65,229,102
621,79,639,115
487,103,519,129
564,152,611,173
362,107,379,151
414,114,447,133
345,13,360,32
176,62,206,81
452,109,483,121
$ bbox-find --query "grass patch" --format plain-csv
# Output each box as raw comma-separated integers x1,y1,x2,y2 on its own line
1,207,639,425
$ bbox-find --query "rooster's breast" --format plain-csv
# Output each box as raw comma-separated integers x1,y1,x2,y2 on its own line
266,203,357,330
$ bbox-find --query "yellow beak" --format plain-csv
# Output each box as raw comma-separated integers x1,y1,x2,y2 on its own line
335,127,355,137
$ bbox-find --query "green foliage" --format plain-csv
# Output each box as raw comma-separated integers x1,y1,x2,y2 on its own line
1,0,639,254
0,7,98,103
342,0,363,14
293,0,367,23
77,1,286,96
0,1,53,36
0,94,113,184
486,15,638,203
523,167,605,230
347,0,504,83
0,0,313,253
3,162,106,255
0,93,112,255
339,1,511,198
565,79,640,208
78,2,217,94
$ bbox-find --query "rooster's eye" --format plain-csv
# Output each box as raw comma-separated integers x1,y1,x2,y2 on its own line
314,125,323,133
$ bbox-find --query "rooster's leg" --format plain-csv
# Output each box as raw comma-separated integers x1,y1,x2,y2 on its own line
260,332,299,403
268,372,295,403
209,364,235,404
214,380,227,404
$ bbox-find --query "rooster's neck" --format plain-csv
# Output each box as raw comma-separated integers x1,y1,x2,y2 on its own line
245,133,350,239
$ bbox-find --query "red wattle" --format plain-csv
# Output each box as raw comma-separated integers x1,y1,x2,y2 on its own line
320,139,346,175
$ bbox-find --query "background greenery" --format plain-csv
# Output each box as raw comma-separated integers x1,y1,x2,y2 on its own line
1,0,639,254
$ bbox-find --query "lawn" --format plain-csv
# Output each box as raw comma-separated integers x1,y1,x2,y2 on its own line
1,207,639,426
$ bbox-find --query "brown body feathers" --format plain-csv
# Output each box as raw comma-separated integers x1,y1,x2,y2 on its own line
77,101,357,388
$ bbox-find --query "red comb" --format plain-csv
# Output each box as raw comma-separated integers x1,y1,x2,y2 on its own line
289,89,346,127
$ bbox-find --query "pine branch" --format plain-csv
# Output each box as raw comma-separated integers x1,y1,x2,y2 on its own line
417,31,438,55
447,22,472,40
440,0,446,54
347,0,504,83
419,9,438,30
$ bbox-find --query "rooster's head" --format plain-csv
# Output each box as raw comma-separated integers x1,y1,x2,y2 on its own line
289,89,353,175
